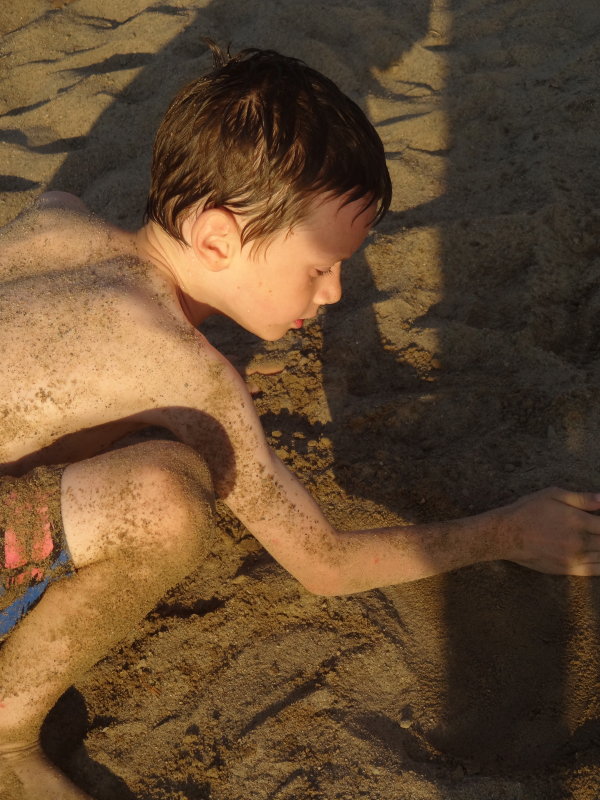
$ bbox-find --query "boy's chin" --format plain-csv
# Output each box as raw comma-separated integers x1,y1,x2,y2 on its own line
239,320,296,342
259,329,289,342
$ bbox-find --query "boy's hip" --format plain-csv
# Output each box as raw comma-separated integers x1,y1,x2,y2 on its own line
1,463,75,641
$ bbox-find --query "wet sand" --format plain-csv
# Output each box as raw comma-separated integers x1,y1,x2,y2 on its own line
3,1,600,797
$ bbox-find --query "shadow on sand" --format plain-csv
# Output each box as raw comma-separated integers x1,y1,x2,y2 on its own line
4,0,600,796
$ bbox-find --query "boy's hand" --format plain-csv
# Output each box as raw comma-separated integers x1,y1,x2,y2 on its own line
501,488,600,575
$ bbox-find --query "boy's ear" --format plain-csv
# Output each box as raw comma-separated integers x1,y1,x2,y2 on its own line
188,208,241,271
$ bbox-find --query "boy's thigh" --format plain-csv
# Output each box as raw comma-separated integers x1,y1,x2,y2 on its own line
0,464,74,642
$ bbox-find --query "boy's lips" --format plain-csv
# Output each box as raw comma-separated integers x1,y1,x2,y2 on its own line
292,318,304,329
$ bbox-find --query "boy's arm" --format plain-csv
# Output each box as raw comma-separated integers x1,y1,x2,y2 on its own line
218,437,600,590
147,342,600,594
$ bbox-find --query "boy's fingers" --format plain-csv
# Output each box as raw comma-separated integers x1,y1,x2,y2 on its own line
581,513,600,536
579,530,600,556
549,488,600,512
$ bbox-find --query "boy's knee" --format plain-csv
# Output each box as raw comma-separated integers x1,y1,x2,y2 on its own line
62,440,215,572
132,440,213,504
123,441,215,555
140,443,216,580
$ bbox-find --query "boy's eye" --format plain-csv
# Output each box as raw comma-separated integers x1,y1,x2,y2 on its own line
316,267,334,277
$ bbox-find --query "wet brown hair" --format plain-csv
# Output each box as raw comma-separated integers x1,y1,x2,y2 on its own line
145,42,391,247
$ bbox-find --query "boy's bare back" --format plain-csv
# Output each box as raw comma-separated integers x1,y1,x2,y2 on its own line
0,199,244,489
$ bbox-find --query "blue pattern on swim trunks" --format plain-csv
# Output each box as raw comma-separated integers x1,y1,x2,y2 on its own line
0,548,72,638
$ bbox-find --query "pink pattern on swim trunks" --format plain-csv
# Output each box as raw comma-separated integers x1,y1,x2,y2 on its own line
29,567,44,581
3,494,55,576
4,529,27,569
32,506,53,561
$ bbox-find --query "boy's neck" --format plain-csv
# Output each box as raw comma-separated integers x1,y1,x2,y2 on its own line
135,221,216,326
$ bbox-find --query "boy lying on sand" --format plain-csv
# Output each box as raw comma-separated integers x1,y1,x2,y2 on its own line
2,44,600,800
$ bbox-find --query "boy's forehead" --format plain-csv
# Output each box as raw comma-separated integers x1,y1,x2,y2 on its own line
242,192,376,258
299,193,376,235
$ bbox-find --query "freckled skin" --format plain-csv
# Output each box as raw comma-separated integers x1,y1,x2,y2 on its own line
2,192,600,799
0,193,373,799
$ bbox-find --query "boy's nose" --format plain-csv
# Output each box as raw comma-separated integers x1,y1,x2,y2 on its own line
314,263,342,306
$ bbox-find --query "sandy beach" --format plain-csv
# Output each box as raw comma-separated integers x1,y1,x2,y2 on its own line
3,0,600,797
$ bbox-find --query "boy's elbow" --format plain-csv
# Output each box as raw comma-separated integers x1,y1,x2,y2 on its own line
287,529,360,596
295,565,349,597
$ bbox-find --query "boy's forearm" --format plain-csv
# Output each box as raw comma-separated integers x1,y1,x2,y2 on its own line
313,486,600,593
320,509,508,595
229,450,513,595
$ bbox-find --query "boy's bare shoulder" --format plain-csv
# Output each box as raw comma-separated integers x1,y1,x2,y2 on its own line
0,193,133,280
0,198,234,396
0,195,231,378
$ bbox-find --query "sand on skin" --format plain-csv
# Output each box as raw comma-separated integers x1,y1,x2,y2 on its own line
2,1,600,798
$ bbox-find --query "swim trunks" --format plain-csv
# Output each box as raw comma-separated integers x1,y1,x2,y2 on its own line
0,464,75,642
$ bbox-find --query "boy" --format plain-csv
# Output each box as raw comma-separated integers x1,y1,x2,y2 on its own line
1,44,600,800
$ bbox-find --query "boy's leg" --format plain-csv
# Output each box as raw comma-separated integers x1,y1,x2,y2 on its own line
0,440,214,799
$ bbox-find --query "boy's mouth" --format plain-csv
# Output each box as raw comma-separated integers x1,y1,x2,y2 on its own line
292,318,304,329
